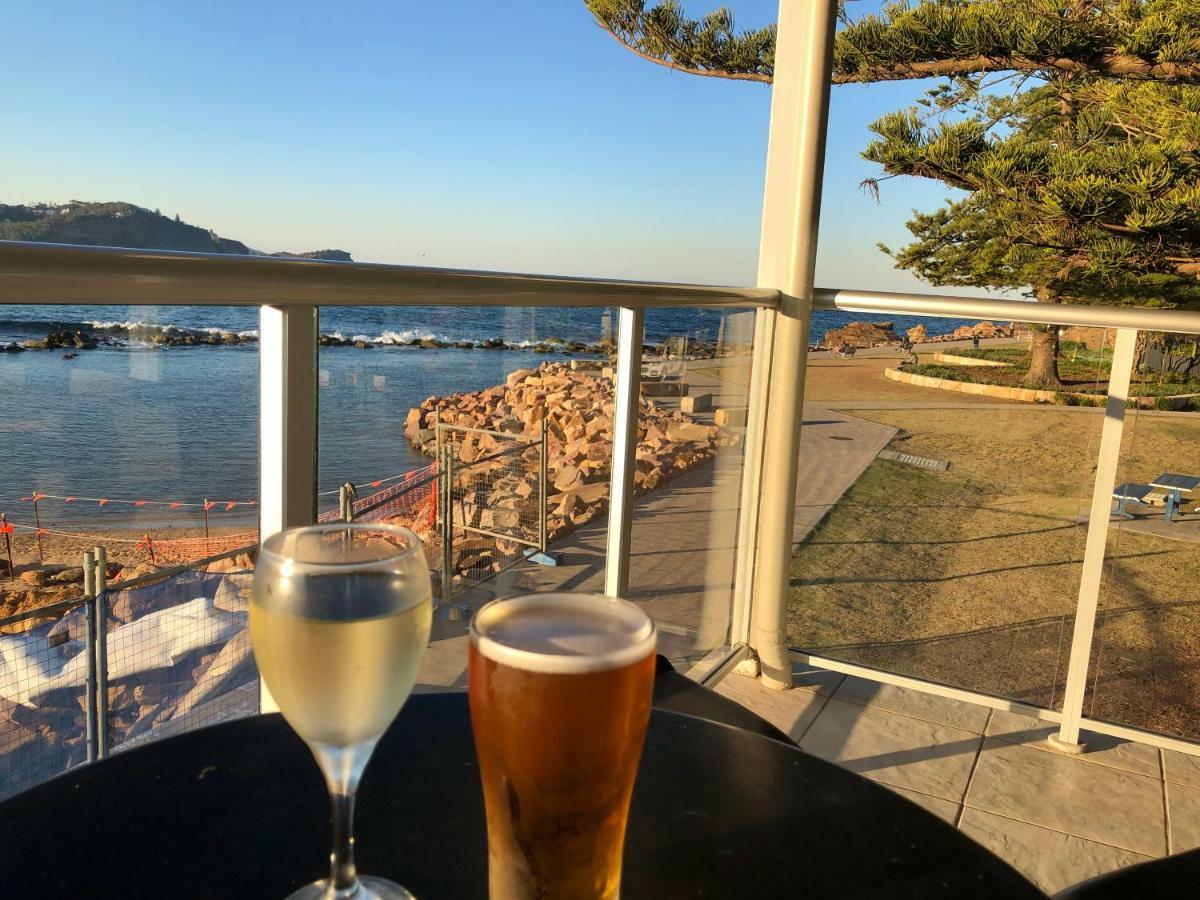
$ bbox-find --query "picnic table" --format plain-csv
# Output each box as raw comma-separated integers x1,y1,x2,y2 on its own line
1112,482,1155,519
1112,474,1200,524
1149,472,1200,524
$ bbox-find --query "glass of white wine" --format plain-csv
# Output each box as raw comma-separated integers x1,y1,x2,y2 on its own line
251,523,433,900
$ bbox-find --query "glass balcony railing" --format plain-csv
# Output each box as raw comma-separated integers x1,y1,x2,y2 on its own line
4,240,1200,805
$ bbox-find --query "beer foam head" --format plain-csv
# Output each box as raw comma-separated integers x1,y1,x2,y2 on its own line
471,593,656,675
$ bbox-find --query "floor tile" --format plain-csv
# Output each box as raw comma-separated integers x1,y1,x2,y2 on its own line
959,808,1153,894
1167,781,1200,854
715,673,830,741
987,709,1161,778
1163,749,1200,789
788,661,846,696
799,698,981,802
885,784,960,824
833,676,991,733
966,737,1166,856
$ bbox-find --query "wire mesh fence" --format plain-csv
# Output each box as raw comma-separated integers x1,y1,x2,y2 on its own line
0,545,258,800
0,597,93,800
102,560,258,753
437,423,546,599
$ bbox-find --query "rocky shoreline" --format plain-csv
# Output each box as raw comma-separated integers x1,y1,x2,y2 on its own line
402,362,735,574
1,324,736,357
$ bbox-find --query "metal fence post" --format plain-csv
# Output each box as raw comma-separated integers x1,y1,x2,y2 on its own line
440,439,454,606
1053,327,1138,752
82,550,97,764
539,417,548,555
93,545,110,758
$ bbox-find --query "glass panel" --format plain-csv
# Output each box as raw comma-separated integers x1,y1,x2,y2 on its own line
316,305,620,692
1087,333,1200,740
628,308,757,673
0,304,259,796
789,316,1111,708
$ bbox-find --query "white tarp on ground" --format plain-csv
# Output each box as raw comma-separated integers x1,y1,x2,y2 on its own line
0,595,244,707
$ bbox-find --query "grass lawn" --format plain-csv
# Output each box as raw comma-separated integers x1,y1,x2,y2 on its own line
788,391,1200,739
916,341,1200,402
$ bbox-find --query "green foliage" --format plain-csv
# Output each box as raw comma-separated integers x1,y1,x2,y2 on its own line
0,202,253,254
866,77,1200,310
585,1,1200,85
584,0,774,80
0,202,352,259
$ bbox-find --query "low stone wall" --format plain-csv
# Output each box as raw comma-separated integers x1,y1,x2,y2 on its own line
884,367,1060,403
931,351,1012,368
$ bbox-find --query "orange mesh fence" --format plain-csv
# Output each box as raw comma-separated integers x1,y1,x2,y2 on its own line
317,465,438,536
132,532,259,569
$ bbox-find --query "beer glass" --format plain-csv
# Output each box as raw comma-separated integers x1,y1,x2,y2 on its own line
468,592,657,900
251,523,433,900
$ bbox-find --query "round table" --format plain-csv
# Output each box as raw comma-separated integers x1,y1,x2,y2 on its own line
0,693,1041,898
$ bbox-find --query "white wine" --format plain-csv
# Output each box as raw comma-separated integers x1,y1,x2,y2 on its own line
251,577,432,747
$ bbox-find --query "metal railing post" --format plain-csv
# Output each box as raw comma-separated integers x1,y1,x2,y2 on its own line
259,303,318,714
746,0,838,689
259,304,318,538
441,440,454,606
82,550,97,764
605,307,645,598
1053,327,1139,752
731,308,777,649
539,417,548,554
93,545,110,758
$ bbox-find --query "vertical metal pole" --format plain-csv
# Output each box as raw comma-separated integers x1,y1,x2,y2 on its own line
441,442,454,606
259,304,319,538
731,309,777,648
82,551,97,764
259,304,319,714
1054,327,1138,751
748,0,838,689
1,513,14,581
539,417,548,554
605,307,644,598
32,495,44,561
203,499,210,538
93,545,109,758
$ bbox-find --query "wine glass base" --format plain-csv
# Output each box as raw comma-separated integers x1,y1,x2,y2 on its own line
286,875,416,900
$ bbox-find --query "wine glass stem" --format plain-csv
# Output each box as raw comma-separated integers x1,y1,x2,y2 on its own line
329,788,358,890
312,742,374,895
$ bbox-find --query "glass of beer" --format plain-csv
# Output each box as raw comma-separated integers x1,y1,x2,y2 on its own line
468,592,657,900
250,523,433,900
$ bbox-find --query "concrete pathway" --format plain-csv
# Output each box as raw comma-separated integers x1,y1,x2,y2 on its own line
412,364,897,688
715,655,1200,895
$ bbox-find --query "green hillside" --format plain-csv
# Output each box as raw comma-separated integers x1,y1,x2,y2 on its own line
0,202,351,260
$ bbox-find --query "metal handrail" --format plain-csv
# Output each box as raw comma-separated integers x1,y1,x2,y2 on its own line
4,241,1200,335
814,287,1200,335
0,241,778,309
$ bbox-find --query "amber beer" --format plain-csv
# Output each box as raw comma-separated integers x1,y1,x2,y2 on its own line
468,593,657,900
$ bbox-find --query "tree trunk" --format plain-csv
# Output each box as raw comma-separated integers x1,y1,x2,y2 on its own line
1026,325,1063,388
1026,286,1064,388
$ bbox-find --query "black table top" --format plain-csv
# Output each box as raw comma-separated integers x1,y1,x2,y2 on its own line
0,693,1042,899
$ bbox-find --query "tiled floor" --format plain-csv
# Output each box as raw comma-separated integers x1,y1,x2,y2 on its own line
715,657,1200,894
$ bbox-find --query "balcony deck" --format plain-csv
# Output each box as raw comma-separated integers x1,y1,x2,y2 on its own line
716,658,1200,895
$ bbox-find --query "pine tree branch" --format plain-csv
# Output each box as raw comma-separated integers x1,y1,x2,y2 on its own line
590,19,771,82
831,54,1200,85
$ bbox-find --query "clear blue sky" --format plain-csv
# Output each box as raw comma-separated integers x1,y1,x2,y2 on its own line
4,0,994,294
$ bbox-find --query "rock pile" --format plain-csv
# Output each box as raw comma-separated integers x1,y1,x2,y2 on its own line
822,321,901,348
403,363,734,555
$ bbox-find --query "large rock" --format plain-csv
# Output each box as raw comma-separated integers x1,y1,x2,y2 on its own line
822,321,900,348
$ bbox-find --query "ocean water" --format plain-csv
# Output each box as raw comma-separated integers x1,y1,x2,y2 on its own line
0,304,976,531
